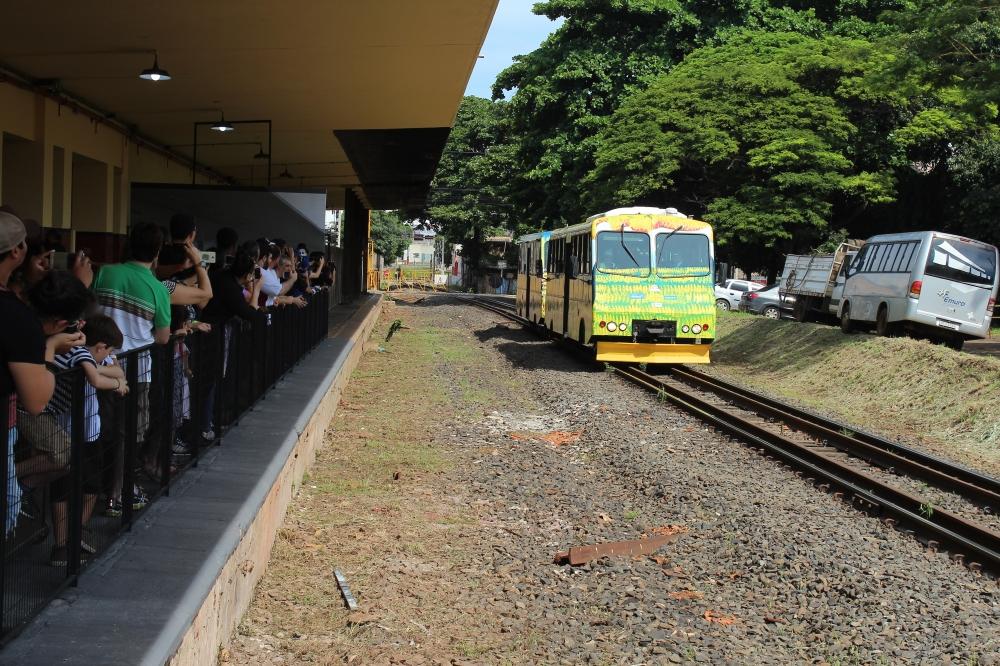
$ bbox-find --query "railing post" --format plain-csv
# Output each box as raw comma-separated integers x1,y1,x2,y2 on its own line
159,342,175,493
1,398,9,633
122,354,139,530
67,368,86,580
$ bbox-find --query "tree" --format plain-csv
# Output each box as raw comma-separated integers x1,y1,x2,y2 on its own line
370,211,412,263
493,0,909,231
588,31,897,275
425,96,515,270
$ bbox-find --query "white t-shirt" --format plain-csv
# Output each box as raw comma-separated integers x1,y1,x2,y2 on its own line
259,267,281,307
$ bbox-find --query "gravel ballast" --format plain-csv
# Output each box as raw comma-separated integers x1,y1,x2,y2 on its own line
231,295,999,665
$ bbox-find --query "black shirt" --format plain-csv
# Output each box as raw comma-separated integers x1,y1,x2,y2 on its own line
202,269,264,325
0,289,46,428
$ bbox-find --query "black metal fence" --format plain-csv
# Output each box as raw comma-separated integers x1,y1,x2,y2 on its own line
0,288,330,641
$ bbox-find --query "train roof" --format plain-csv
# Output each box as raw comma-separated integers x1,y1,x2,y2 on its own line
516,207,710,244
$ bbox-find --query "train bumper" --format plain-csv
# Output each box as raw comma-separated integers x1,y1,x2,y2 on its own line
595,342,711,364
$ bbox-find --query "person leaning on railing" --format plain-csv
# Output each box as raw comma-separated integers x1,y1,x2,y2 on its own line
0,211,88,535
47,314,127,567
92,222,171,485
199,250,267,441
15,271,96,493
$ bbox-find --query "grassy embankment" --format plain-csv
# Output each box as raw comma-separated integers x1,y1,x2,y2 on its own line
709,312,1000,476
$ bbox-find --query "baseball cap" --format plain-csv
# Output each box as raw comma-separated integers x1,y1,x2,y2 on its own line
0,212,27,254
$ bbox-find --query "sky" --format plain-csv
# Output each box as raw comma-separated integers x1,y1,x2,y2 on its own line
464,0,562,99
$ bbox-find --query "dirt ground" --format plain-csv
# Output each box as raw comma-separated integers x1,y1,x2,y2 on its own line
226,295,998,666
227,296,536,665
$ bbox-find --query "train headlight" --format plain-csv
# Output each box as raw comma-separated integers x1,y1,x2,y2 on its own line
607,322,617,332
619,322,627,331
681,325,690,334
692,324,703,335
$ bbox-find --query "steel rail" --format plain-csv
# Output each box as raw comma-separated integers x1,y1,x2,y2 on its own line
666,366,1000,508
457,294,1000,572
614,366,1000,572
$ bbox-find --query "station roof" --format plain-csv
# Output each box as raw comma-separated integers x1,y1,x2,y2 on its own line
0,1,498,210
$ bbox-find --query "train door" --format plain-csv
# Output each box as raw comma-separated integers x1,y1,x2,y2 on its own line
524,244,532,320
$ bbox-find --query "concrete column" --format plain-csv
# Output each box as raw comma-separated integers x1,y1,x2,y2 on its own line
342,189,368,298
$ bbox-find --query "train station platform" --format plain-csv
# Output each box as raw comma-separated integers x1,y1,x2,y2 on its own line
0,296,382,666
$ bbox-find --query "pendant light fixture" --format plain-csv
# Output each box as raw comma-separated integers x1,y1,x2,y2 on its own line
210,112,235,133
139,52,171,82
253,143,270,160
278,166,293,179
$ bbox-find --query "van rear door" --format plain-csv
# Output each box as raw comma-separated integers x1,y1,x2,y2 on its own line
916,236,998,331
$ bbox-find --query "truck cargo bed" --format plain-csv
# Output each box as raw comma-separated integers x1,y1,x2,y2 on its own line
780,254,837,298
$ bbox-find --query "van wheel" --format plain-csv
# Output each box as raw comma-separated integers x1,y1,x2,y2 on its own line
840,304,854,333
875,305,894,337
716,299,730,311
946,336,965,351
762,306,780,319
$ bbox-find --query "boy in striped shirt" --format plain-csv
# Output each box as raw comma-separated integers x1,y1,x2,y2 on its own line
48,315,128,566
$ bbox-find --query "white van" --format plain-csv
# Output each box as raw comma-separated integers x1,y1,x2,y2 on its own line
838,231,999,349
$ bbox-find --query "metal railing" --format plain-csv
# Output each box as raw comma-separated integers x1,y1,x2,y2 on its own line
0,288,330,642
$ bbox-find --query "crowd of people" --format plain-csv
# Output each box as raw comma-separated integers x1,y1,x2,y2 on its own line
1,207,334,566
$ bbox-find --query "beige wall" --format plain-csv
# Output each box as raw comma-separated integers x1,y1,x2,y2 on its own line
0,80,222,236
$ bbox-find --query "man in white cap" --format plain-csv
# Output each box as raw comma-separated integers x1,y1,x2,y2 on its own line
0,211,83,534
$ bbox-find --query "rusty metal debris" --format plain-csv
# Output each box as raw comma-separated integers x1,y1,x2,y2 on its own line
554,532,682,566
334,569,359,610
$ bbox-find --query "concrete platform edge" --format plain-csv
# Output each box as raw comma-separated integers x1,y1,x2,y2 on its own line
161,294,382,665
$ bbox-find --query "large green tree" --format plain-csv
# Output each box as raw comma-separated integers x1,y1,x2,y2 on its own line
425,96,515,269
370,210,412,263
588,31,897,274
493,0,908,231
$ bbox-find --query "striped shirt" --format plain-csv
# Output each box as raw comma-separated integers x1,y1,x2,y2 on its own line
47,347,101,442
94,262,170,381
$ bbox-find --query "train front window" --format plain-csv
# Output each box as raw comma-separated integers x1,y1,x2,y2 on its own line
655,232,711,277
596,231,650,276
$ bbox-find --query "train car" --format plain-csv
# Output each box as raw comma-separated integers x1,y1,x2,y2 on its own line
516,207,716,364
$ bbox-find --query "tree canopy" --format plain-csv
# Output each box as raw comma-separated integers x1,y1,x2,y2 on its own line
370,211,412,263
430,0,999,274
588,31,899,272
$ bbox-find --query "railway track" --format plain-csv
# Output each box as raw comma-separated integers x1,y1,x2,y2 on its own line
461,293,1000,574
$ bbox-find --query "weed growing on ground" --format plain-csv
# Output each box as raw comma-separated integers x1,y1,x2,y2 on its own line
624,509,640,521
919,502,935,519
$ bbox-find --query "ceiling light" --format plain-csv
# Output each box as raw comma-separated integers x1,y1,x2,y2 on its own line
253,144,269,160
139,53,171,82
210,113,235,133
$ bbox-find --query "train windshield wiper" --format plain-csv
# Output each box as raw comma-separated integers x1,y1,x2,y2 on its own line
620,227,640,268
655,226,685,271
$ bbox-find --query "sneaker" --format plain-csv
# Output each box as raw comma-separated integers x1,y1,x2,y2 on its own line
104,498,122,518
132,485,149,511
172,438,193,457
49,545,91,568
81,540,96,555
200,428,215,442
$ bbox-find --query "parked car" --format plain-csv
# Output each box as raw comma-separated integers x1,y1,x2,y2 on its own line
740,284,796,318
715,279,764,311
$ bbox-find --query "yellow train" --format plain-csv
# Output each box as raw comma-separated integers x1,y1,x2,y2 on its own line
516,207,717,364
